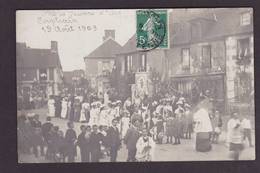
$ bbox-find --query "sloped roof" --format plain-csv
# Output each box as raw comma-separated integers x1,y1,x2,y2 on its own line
16,43,62,69
84,38,122,59
118,34,138,54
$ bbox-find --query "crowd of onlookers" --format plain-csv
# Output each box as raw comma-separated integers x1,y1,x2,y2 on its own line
18,90,254,162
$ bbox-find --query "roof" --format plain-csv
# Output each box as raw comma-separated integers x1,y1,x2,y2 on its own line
84,38,122,59
117,34,138,54
16,43,62,69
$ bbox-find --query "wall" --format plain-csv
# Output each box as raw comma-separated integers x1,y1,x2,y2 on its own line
168,39,226,76
85,59,99,77
225,34,254,102
17,68,37,82
146,50,166,75
85,58,115,77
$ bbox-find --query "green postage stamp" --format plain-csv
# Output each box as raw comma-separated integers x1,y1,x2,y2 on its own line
136,9,169,50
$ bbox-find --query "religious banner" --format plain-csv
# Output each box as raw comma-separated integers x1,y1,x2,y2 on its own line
135,72,149,99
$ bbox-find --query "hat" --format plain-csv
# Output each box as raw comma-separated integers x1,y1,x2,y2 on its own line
179,97,185,101
27,113,35,118
176,100,183,105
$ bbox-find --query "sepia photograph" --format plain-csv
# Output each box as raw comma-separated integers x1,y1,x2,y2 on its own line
16,8,255,163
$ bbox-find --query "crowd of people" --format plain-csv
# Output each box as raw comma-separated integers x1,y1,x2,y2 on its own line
17,90,254,162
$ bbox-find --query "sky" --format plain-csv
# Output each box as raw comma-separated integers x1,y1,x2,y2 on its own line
16,10,137,71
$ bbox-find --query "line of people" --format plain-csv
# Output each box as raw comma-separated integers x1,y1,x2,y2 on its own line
18,92,254,162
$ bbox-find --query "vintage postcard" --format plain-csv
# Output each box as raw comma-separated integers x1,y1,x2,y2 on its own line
16,8,255,163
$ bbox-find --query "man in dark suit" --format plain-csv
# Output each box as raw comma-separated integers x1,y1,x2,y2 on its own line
106,119,121,162
90,125,103,162
124,120,141,162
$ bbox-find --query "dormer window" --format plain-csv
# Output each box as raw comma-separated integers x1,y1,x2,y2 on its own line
240,12,251,26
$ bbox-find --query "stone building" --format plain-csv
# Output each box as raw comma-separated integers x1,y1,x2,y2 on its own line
83,30,122,97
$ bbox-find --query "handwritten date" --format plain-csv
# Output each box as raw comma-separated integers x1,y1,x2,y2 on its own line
41,25,97,33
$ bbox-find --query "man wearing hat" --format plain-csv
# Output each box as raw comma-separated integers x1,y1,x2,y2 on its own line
106,119,121,162
124,119,141,162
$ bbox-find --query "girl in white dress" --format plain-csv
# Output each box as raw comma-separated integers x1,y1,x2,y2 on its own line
121,111,130,138
48,96,55,117
80,102,89,122
61,97,68,119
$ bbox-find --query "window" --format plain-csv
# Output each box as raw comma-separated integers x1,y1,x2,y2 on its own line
201,45,211,69
39,69,47,81
126,55,133,72
141,54,147,72
234,73,252,102
102,61,111,73
238,38,250,58
181,48,190,70
240,12,251,26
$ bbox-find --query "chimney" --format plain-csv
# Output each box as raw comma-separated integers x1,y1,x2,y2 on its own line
51,41,58,53
102,29,115,42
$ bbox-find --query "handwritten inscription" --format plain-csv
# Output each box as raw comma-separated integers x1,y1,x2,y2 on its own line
37,11,100,33
41,24,97,33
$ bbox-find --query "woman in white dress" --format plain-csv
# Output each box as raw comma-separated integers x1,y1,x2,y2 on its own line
121,111,130,138
48,95,55,117
99,106,109,127
61,97,68,119
80,101,89,122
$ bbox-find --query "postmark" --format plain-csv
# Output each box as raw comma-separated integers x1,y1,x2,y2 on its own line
136,9,168,51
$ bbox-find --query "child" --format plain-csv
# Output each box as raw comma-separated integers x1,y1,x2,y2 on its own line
65,121,77,162
136,128,155,162
183,104,193,139
31,114,44,157
121,111,130,139
211,110,222,144
99,125,109,158
241,114,254,147
156,115,164,144
90,125,103,162
41,117,53,159
165,114,174,144
227,112,244,160
49,126,60,162
77,125,92,162
57,130,66,162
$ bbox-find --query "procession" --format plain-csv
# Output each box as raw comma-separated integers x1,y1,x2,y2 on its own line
17,9,255,162
17,88,254,162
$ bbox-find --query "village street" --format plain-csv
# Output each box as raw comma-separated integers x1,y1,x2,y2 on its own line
18,108,255,163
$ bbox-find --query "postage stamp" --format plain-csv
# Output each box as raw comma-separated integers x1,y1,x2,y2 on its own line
136,9,168,50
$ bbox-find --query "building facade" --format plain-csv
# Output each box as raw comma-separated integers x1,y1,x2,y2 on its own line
83,30,122,97
115,8,254,112
168,8,254,112
17,41,63,106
